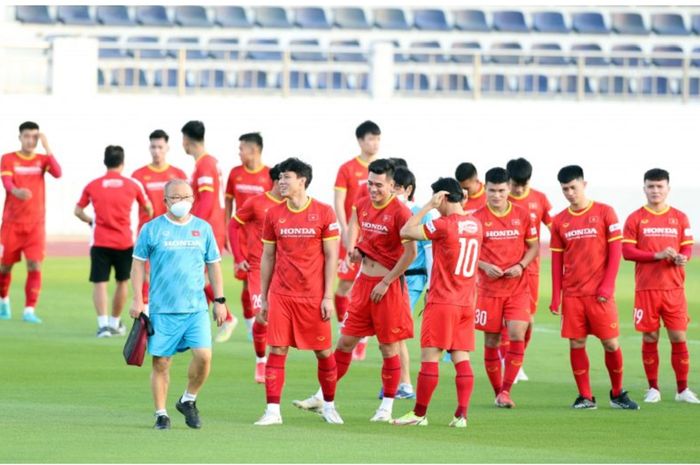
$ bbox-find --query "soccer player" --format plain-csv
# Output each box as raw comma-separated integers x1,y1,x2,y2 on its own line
295,159,417,422
229,164,284,383
74,146,153,337
0,122,61,323
181,121,238,339
130,179,228,430
253,158,342,426
455,162,486,215
622,168,698,404
549,165,639,410
472,167,539,408
501,157,553,382
225,133,272,341
333,120,381,361
131,129,187,310
392,178,482,428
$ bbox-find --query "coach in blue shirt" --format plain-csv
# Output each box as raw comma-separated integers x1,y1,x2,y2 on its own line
130,179,226,430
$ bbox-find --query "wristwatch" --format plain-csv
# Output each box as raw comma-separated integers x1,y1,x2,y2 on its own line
214,297,226,304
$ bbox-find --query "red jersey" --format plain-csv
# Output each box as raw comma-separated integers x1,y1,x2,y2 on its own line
354,195,412,271
462,182,486,215
550,201,622,297
233,191,284,268
423,213,483,306
225,164,272,212
473,203,538,296
334,156,370,220
623,205,694,291
1,151,61,224
262,198,339,298
76,171,149,249
191,154,226,243
131,164,187,229
509,187,553,275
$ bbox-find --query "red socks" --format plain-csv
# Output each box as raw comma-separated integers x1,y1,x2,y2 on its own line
498,327,510,361
0,271,10,298
265,353,286,404
605,348,624,397
570,347,593,399
334,349,353,381
484,346,502,395
252,321,267,358
381,354,402,398
205,283,234,322
501,340,525,393
141,280,149,305
414,362,439,417
317,354,338,402
642,341,659,390
334,294,349,323
671,341,690,393
25,270,41,307
241,287,254,319
454,360,474,418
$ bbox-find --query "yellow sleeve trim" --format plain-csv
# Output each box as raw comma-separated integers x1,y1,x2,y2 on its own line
0,171,12,176
322,236,340,241
550,247,564,252
199,186,214,193
261,239,276,244
351,206,357,210
525,237,539,242
680,240,695,246
334,186,347,191
232,215,245,225
421,227,429,241
608,236,623,243
401,239,411,244
621,239,637,244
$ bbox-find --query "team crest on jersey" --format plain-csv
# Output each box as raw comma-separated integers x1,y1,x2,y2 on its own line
669,218,678,225
562,222,570,228
144,175,151,181
529,202,538,209
484,221,492,227
458,220,479,234
511,218,521,226
278,218,286,223
588,216,598,223
235,176,243,182
191,230,200,237
530,212,537,220
355,171,363,177
641,219,649,224
382,214,391,223
308,213,319,222
362,211,368,217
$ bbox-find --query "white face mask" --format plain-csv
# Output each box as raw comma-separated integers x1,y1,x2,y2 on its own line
169,200,192,218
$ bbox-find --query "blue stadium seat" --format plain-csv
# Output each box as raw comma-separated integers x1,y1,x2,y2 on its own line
57,6,95,25
532,11,569,33
317,72,349,90
451,42,481,64
127,36,166,59
167,37,208,60
559,75,595,94
154,69,181,88
481,74,514,93
652,45,684,67
237,71,268,88
572,12,609,34
294,7,331,29
353,73,369,90
532,43,569,66
135,6,172,27
641,76,674,95
492,10,529,32
290,39,325,62
453,9,489,32
611,44,644,67
97,36,128,59
689,78,700,96
333,8,370,29
330,40,366,62
208,38,239,60
174,6,212,27
572,43,608,66
651,13,689,35
410,41,448,63
16,6,54,24
96,6,135,26
253,7,291,28
97,69,105,87
112,68,147,87
692,15,700,34
373,8,410,30
413,9,450,31
436,74,470,92
213,7,252,28
391,40,410,63
490,42,524,65
691,46,700,67
598,76,632,95
611,12,648,35
197,70,228,88
246,38,282,61
396,73,430,91
523,75,549,93
284,71,312,89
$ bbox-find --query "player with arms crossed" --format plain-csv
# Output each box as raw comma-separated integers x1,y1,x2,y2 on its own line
392,178,482,428
622,168,698,404
550,165,639,410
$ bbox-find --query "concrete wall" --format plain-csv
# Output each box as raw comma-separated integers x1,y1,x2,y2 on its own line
0,93,697,242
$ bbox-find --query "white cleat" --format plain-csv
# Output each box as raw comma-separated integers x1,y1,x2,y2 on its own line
321,406,344,424
515,367,529,383
254,410,283,426
675,388,700,404
643,387,661,403
292,395,323,413
448,416,467,428
215,315,238,343
370,408,392,422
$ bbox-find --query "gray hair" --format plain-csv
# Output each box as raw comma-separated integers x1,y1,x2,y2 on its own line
163,179,192,197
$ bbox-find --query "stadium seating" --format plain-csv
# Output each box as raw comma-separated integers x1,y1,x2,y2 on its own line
290,39,325,62
611,12,648,35
213,6,252,28
246,38,282,61
453,9,489,32
413,9,450,31
651,13,689,35
174,6,212,27
436,74,470,92
492,10,529,33
254,7,292,28
97,36,128,59
208,38,239,60
652,45,684,67
330,40,366,62
96,6,135,26
490,42,525,65
293,7,331,29
135,6,172,27
373,8,410,30
451,42,481,64
410,41,448,63
126,36,166,59
396,73,430,91
572,12,609,34
532,43,569,66
611,44,645,67
167,37,208,60
333,8,371,29
532,11,569,33
572,43,608,66
15,5,54,24
57,6,96,25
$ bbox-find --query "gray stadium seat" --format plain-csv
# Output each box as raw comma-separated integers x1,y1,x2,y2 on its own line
651,13,689,35
333,8,370,29
237,71,268,88
208,38,239,60
410,41,448,63
692,15,700,35
154,69,181,88
691,47,700,67
294,7,331,29
436,74,470,92
572,43,608,66
111,68,147,87
453,9,489,32
197,70,228,88
611,44,645,67
641,76,674,95
611,12,649,35
523,75,549,93
127,36,166,59
96,6,135,26
373,8,410,30
254,7,292,28
284,71,312,89
167,37,208,60
481,74,513,93
532,43,569,66
246,38,282,61
16,6,54,24
490,42,525,65
97,36,128,59
174,6,212,27
451,42,481,64
652,45,684,67
57,6,95,25
492,10,529,32
317,72,349,90
396,73,430,91
598,76,632,95
290,39,325,62
330,40,366,62
213,6,252,28
135,6,172,27
572,12,609,34
413,9,450,31
532,11,569,33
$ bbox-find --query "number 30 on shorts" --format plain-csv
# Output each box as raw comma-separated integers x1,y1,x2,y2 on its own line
475,308,487,326
455,237,478,278
634,307,644,325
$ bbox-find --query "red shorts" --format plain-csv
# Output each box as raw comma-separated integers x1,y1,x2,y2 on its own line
561,295,620,340
0,221,45,265
247,267,262,314
527,273,540,315
421,303,475,351
266,292,332,350
633,289,689,332
337,243,360,282
341,274,413,344
475,292,530,333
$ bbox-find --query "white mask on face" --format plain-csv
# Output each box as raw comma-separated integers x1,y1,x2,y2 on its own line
169,200,192,218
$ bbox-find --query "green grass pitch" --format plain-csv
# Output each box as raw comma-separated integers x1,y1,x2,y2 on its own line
1,257,698,463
